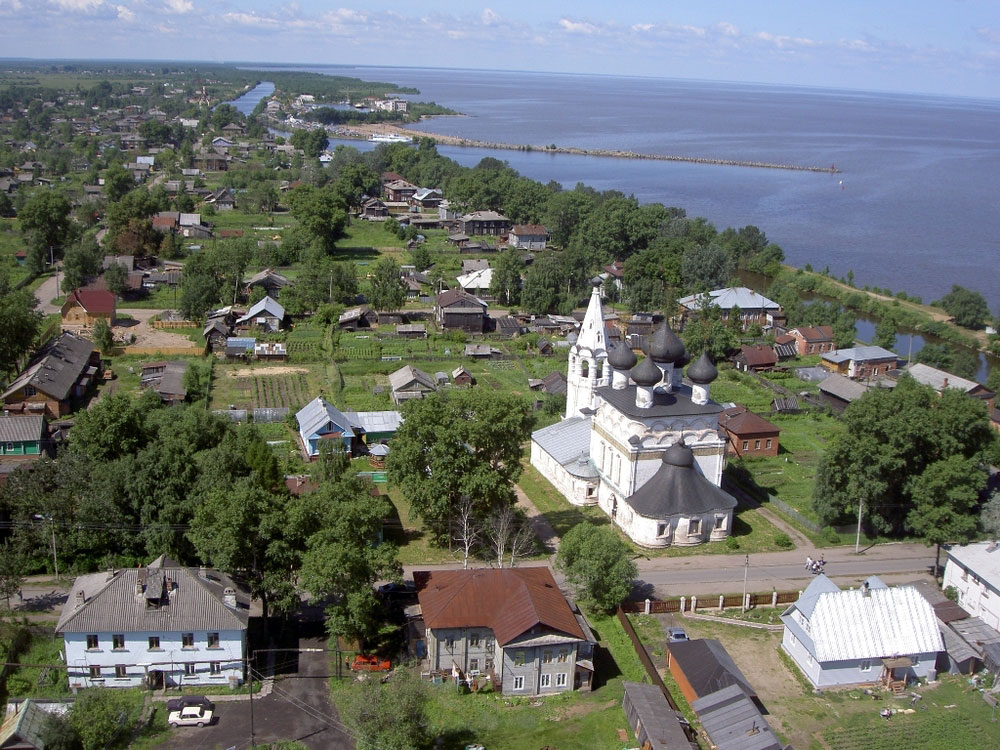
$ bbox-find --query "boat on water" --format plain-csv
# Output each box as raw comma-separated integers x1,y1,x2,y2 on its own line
368,133,414,144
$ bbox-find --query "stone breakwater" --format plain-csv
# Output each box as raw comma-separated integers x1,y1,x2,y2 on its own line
357,123,842,174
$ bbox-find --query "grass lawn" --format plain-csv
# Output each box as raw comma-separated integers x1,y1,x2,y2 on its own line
329,609,645,750
382,484,464,565
5,634,72,699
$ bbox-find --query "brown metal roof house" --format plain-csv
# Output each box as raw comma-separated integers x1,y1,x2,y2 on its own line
413,568,595,695
788,325,835,356
60,288,116,327
718,405,780,457
733,344,778,373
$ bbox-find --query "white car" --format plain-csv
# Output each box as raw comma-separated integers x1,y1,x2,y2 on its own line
168,705,214,727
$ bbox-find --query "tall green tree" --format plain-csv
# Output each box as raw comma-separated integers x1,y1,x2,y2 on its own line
286,184,347,254
367,256,407,312
19,189,75,271
872,314,898,349
0,283,42,379
489,248,524,308
68,689,141,750
387,390,535,541
680,243,733,293
938,285,990,329
555,523,637,614
92,318,114,355
814,377,994,535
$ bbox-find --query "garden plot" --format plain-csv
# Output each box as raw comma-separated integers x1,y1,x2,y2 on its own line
210,364,328,411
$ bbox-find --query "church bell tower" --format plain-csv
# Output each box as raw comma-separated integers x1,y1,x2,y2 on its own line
565,279,610,418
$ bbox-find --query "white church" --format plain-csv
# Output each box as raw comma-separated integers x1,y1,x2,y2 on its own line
530,280,737,548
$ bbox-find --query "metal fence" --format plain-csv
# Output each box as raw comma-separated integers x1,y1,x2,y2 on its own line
252,407,289,423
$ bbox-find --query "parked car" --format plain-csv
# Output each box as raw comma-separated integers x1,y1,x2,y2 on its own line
166,695,215,713
168,705,214,727
351,654,391,672
667,627,689,643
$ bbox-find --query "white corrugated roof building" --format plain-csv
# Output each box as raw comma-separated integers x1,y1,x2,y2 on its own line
677,287,781,312
782,575,943,663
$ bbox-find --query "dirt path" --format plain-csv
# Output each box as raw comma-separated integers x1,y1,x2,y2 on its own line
33,272,60,314
515,483,560,556
227,366,309,378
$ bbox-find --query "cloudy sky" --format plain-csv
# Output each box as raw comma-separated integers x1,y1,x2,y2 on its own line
2,1,1000,98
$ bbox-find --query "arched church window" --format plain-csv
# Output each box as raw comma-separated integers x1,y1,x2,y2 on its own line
595,361,603,379
581,360,589,378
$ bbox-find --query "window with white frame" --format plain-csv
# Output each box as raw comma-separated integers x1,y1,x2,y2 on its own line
766,439,772,449
742,440,749,451
557,649,568,663
656,523,667,537
542,650,552,664
715,516,725,530
513,675,525,691
469,658,479,672
89,665,101,678
184,663,196,676
207,632,220,648
540,674,551,688
86,634,99,650
115,665,127,678
182,632,194,648
556,673,567,687
210,662,221,675
689,518,701,535
112,634,125,650
470,632,480,647
148,636,160,650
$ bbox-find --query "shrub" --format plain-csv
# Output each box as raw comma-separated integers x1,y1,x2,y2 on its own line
774,532,794,549
821,526,840,544
944,585,959,602
725,536,740,551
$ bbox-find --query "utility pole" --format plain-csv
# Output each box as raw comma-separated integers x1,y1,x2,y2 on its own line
741,555,749,613
855,497,864,554
50,524,58,580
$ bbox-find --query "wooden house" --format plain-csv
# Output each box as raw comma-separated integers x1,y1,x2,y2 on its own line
61,288,116,327
718,405,780,457
732,344,777,373
2,333,100,418
435,289,487,333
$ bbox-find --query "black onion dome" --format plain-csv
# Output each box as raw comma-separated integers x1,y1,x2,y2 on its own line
608,342,638,370
663,441,694,467
687,350,718,384
591,276,603,288
647,320,686,363
674,349,691,369
630,356,662,387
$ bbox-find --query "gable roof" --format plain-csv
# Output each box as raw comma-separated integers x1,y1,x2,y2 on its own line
388,365,435,393
677,287,780,312
822,346,897,364
0,699,50,750
667,638,755,699
0,415,45,443
818,373,870,402
64,288,115,314
791,325,834,342
945,542,1000,594
245,268,289,288
235,296,285,324
718,406,779,436
691,684,782,750
295,397,356,441
780,574,942,662
511,224,547,235
903,363,983,395
414,568,585,646
531,416,595,478
735,345,777,368
1,332,96,402
56,556,250,634
436,289,487,310
456,267,493,290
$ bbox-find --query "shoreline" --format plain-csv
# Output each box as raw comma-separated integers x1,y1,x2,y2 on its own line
336,121,843,174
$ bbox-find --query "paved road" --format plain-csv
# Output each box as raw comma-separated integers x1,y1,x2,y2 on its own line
33,271,61,314
156,638,352,750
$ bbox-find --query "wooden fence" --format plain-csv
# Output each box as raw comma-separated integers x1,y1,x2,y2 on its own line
150,319,197,329
615,608,680,710
620,589,799,614
123,345,203,356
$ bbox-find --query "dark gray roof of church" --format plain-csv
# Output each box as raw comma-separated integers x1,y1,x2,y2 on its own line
624,444,736,518
597,384,723,419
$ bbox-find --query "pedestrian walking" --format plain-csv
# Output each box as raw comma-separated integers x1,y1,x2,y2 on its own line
805,556,813,571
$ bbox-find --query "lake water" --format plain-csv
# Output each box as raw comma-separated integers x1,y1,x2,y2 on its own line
233,68,1000,377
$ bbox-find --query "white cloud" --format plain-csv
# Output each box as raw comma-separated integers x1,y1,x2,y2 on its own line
53,0,104,10
976,26,1000,45
716,22,740,38
559,18,600,35
222,11,278,28
115,3,133,21
632,23,653,33
481,8,500,26
164,0,192,14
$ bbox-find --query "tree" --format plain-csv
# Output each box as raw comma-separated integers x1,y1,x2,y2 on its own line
289,128,329,159
872,314,898,349
938,284,989,329
981,491,1000,540
0,284,42,379
68,689,141,750
483,503,534,568
338,668,429,750
68,391,155,463
681,302,737,361
19,189,75,270
555,523,637,614
832,309,857,349
915,342,979,379
0,542,26,609
295,477,399,644
814,377,994,536
367,256,407,312
906,454,983,576
387,390,535,542
103,162,134,203
489,247,524,308
680,243,733,293
188,479,297,618
409,244,432,272
286,185,347,254
61,236,102,293
103,262,128,297
451,497,481,570
520,252,563,314
92,318,114,355
38,713,81,750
